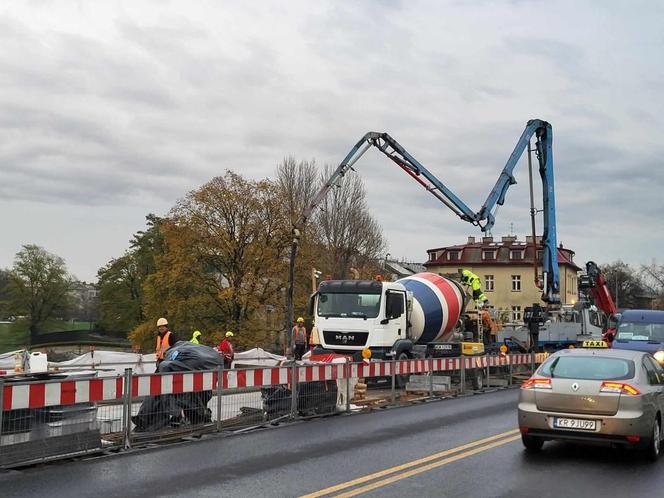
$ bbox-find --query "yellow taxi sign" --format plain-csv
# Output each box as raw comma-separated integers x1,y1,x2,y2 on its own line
582,340,608,349
499,344,508,354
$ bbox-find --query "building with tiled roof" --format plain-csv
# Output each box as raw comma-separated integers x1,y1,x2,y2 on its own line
425,235,581,322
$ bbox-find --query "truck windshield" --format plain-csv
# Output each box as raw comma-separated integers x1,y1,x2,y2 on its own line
616,322,664,342
317,293,381,318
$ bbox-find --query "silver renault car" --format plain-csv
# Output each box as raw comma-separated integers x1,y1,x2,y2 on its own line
518,346,664,460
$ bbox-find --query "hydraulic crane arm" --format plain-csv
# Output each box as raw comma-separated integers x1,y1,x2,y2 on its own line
582,261,619,316
286,120,560,343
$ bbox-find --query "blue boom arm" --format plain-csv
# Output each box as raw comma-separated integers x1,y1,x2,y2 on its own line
295,119,560,305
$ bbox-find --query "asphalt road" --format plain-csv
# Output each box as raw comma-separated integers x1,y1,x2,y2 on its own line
2,388,664,497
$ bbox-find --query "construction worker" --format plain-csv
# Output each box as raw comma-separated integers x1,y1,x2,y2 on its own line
480,304,497,344
190,330,202,344
458,269,488,306
155,318,177,369
218,331,235,369
292,317,307,360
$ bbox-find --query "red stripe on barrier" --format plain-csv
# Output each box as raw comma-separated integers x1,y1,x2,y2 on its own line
131,376,139,397
193,372,203,392
254,369,264,386
150,375,161,396
271,368,280,385
29,383,45,408
60,381,76,406
116,377,123,399
3,384,12,411
172,373,184,394
89,379,102,402
236,370,246,389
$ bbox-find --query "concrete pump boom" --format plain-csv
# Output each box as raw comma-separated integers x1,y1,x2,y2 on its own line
285,120,560,347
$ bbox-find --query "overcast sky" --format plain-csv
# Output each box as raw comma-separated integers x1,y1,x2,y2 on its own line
1,0,663,282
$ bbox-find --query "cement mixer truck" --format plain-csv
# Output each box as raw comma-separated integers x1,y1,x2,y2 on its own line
310,272,483,361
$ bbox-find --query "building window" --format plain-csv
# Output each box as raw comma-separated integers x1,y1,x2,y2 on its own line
511,275,521,291
512,305,522,321
484,275,494,292
536,250,543,261
482,250,496,260
510,249,524,260
447,251,460,261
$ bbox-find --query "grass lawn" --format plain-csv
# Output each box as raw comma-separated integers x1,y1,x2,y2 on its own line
0,319,96,352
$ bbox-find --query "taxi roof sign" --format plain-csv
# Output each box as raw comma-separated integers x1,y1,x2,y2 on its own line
582,340,608,349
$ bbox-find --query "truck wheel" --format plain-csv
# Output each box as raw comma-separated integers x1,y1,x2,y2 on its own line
472,369,484,390
645,418,661,462
521,434,544,451
396,351,410,388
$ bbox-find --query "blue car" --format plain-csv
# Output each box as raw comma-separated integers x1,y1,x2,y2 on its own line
612,310,664,364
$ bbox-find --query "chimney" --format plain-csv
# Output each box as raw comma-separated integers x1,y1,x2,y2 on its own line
482,236,493,244
467,236,475,244
526,235,534,244
501,235,517,244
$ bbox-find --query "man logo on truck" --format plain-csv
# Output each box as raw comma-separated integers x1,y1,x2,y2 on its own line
336,334,355,343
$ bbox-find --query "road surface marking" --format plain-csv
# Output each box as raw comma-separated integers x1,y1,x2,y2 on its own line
299,429,519,498
332,434,520,497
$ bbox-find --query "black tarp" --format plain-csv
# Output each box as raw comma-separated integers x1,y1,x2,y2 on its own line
132,342,223,432
261,381,338,418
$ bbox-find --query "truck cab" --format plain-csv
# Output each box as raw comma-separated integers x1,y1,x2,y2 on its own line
311,280,408,360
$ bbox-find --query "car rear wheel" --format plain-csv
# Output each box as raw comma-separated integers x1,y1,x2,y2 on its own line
521,434,544,451
645,418,661,462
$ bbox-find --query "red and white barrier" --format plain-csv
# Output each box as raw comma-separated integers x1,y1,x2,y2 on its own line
131,371,216,397
3,377,123,410
2,353,548,411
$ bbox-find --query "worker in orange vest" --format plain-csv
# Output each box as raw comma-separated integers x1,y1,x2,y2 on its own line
292,317,308,360
155,317,178,369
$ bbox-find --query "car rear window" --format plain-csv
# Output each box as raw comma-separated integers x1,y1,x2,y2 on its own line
539,356,635,381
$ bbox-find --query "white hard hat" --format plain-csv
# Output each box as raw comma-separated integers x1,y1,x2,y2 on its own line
157,318,168,327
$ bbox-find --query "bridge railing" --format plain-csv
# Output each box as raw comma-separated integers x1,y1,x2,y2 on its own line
0,352,548,468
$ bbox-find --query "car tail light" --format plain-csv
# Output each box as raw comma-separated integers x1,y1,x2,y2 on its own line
521,377,552,390
626,435,641,444
519,426,529,434
600,381,641,395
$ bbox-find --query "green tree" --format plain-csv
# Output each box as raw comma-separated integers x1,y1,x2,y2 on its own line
8,244,72,344
600,261,646,309
97,214,165,333
0,269,10,318
134,171,291,350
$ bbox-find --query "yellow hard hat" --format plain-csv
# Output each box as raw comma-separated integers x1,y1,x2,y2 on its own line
157,318,168,327
226,331,234,338
297,317,304,323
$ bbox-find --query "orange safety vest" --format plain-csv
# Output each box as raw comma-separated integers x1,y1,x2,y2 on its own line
293,325,307,345
156,331,172,360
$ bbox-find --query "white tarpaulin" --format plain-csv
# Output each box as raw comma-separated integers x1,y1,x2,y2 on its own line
232,347,286,367
52,350,157,376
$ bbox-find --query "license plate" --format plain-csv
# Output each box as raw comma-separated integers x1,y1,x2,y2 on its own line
553,417,597,431
434,344,452,350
